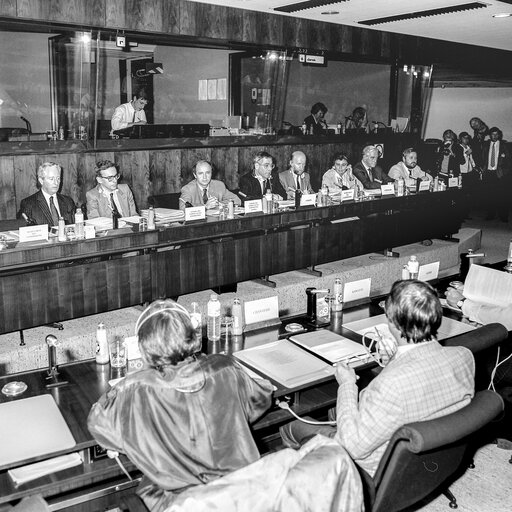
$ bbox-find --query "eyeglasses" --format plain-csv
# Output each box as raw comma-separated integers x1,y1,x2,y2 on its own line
257,161,274,169
101,174,120,182
43,176,61,183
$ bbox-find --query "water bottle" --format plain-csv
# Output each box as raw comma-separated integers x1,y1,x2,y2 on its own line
58,216,66,242
227,200,234,219
207,294,221,341
301,122,307,135
265,189,273,214
190,302,202,344
147,206,156,230
407,255,419,280
396,178,405,197
332,278,343,312
232,298,244,335
337,121,342,135
95,322,109,364
458,174,463,189
75,207,85,240
433,176,439,192
402,265,410,280
320,184,329,206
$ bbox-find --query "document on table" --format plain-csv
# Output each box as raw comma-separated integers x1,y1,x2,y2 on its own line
344,314,475,341
234,340,334,388
463,264,512,307
288,329,372,365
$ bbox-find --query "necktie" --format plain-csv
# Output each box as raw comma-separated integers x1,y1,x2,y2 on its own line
110,193,120,217
490,142,496,168
264,179,271,194
367,168,373,182
202,188,208,204
49,196,60,226
132,110,136,123
295,174,301,190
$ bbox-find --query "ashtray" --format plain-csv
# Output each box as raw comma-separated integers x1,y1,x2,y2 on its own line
285,323,304,333
2,381,28,396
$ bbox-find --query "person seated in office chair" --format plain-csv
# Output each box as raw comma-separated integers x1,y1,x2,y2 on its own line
353,145,394,190
88,299,273,512
17,161,76,227
111,88,148,132
303,102,328,135
321,153,360,193
86,160,138,219
388,147,432,191
238,151,287,201
279,150,315,199
345,106,368,131
179,160,241,210
280,280,475,477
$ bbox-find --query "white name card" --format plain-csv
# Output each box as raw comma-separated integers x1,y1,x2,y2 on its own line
300,193,317,206
418,180,430,192
341,189,355,202
185,206,206,221
244,199,263,214
244,296,279,326
84,225,96,239
343,278,371,303
448,177,459,188
418,261,440,281
381,184,395,196
19,225,49,243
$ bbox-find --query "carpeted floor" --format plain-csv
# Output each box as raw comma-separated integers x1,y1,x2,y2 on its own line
416,443,512,512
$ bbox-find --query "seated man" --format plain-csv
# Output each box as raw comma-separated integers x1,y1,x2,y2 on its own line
179,160,241,210
279,150,315,199
388,147,432,191
353,145,394,190
303,102,328,135
238,151,287,201
17,161,76,226
281,280,475,477
111,88,148,132
86,160,138,219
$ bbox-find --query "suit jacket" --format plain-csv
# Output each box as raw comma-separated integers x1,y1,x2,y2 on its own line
238,172,287,201
17,190,75,226
434,142,465,176
483,140,510,178
179,179,241,210
335,341,474,477
279,170,314,199
303,114,327,135
352,161,393,190
86,183,138,219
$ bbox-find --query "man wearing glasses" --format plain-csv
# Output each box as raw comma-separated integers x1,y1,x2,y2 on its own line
86,160,138,219
18,161,76,227
238,151,287,201
111,89,148,132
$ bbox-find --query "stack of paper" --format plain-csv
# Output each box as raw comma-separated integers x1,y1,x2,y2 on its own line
277,200,295,208
85,217,126,231
8,453,82,485
141,208,184,222
463,264,512,307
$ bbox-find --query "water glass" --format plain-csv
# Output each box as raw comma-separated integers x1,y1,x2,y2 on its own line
109,337,127,368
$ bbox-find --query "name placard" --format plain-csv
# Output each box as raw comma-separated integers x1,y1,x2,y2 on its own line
244,296,279,327
185,206,206,221
18,225,49,243
244,199,263,214
418,180,430,192
381,184,395,196
84,225,96,239
343,278,371,303
448,177,459,188
300,193,317,206
341,189,355,202
418,261,440,281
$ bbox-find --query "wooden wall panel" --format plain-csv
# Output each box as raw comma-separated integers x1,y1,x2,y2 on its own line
226,7,244,42
211,146,239,188
162,0,180,35
340,24,353,54
105,0,125,28
16,0,49,20
126,0,164,32
13,155,38,212
241,10,257,45
255,11,284,48
195,2,228,40
149,150,182,196
181,148,212,185
310,20,330,51
115,151,150,211
0,0,15,16
179,0,197,37
0,158,15,218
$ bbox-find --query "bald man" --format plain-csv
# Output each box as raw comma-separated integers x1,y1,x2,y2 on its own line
279,151,315,199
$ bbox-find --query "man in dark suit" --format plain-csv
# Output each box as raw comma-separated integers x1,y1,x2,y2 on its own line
482,126,511,221
238,151,287,202
303,102,328,135
434,129,465,177
353,145,394,190
17,162,75,227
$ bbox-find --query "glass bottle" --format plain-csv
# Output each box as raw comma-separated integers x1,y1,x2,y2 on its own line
95,322,109,364
190,302,202,344
207,294,221,341
232,298,244,335
408,255,419,279
75,207,84,239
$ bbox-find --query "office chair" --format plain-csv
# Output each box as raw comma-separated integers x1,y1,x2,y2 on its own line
358,390,504,512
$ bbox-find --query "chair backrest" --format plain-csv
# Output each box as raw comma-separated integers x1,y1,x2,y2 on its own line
369,390,504,512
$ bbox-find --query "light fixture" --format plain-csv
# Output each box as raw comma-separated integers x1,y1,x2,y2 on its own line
403,64,408,72
321,11,339,15
80,32,91,44
493,13,512,18
423,70,430,78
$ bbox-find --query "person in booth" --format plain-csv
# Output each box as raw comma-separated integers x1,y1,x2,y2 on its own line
353,145,394,190
17,162,76,227
88,299,273,511
345,106,368,131
238,151,287,201
111,89,148,132
86,160,138,219
303,102,328,135
388,147,432,191
321,153,360,192
279,150,315,199
280,280,475,478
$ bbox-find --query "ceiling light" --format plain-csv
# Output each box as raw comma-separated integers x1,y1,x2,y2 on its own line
493,13,512,18
80,33,91,44
321,11,339,15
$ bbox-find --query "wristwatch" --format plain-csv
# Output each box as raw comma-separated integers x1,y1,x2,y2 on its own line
456,299,465,309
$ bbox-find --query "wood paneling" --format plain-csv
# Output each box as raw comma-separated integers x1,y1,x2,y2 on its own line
0,0,15,16
0,158,15,218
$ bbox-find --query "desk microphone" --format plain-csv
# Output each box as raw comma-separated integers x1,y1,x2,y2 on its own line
21,213,37,225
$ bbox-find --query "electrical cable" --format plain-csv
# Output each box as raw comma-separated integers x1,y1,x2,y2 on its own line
488,346,512,392
277,401,336,425
107,450,133,481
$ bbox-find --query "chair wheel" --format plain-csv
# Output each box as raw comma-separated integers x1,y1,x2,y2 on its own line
449,501,458,509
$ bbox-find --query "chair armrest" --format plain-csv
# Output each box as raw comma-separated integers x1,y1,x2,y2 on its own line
442,323,508,354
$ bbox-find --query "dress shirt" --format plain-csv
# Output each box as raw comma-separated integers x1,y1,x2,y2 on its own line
321,168,359,191
105,188,124,216
41,189,62,217
111,102,147,131
255,175,270,195
459,146,475,174
488,141,499,170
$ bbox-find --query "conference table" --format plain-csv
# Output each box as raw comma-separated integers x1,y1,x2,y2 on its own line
0,189,464,335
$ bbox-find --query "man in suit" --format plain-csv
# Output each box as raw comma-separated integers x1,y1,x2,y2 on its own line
353,145,394,190
434,129,465,178
179,160,240,210
238,151,287,201
388,147,432,191
280,280,475,477
17,162,76,227
303,102,328,135
86,160,138,219
482,126,511,221
279,151,315,199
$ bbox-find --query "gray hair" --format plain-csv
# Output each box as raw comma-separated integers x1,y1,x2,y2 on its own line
37,162,61,179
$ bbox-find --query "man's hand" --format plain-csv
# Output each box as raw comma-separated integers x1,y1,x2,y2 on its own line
205,196,219,210
334,363,357,385
446,287,464,308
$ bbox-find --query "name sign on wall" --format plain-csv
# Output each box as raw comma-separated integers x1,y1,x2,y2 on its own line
185,206,206,221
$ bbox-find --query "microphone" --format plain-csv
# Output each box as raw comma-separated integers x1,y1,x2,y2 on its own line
20,116,32,133
21,212,37,225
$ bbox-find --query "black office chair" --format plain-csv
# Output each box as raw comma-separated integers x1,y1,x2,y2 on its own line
148,193,181,210
359,389,504,512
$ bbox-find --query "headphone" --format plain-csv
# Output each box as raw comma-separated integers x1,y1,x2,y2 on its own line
135,303,194,336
